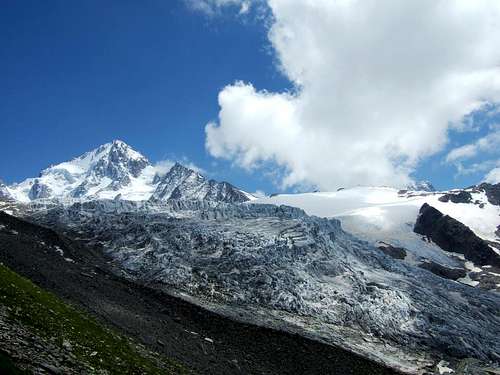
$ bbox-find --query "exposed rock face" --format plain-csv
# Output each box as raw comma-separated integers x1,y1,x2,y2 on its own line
376,242,407,260
418,260,466,281
414,203,500,267
0,180,12,200
478,182,500,206
91,141,149,179
28,179,52,200
152,163,201,200
151,163,249,203
438,191,472,204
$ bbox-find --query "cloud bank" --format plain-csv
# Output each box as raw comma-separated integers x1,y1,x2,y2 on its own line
204,0,500,190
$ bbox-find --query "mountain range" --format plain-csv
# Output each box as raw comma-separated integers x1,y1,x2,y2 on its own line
4,140,252,204
1,140,499,374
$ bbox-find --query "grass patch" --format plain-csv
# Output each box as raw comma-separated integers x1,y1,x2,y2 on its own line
0,263,188,374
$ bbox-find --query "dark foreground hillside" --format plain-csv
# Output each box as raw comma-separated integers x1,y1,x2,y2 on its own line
0,211,398,375
0,263,187,374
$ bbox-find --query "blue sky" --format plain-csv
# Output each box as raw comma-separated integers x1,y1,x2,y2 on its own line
1,1,500,192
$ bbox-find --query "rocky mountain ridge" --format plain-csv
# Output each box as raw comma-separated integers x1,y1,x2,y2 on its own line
5,140,251,204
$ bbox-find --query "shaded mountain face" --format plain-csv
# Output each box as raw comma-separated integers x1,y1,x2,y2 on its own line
5,141,250,204
151,163,251,203
478,182,500,206
414,203,500,267
0,180,12,200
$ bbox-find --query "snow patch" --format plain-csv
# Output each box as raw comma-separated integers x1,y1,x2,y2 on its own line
437,360,454,374
54,246,64,257
464,261,482,273
457,274,480,287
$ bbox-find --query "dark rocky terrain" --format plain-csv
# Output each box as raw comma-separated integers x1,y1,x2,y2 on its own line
438,191,473,204
478,183,500,206
414,203,500,267
417,260,466,281
0,211,398,375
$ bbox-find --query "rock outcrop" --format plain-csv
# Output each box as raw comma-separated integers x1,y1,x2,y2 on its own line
414,203,500,267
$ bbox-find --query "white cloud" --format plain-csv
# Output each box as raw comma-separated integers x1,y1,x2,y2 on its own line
252,190,267,198
153,158,205,176
205,1,500,190
186,0,252,16
446,128,500,163
454,159,498,176
484,166,500,184
153,160,175,176
445,145,478,163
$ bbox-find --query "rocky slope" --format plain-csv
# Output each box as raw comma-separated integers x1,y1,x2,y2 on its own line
0,263,184,375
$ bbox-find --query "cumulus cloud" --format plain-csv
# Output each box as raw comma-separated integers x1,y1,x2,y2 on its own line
204,0,500,190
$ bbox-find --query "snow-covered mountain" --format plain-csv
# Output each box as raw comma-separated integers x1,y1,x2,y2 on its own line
2,141,500,373
5,140,251,204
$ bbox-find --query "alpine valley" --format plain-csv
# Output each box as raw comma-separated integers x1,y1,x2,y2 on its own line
1,140,499,374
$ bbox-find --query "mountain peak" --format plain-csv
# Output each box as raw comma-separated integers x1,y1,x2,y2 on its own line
170,162,192,172
406,180,435,192
6,141,250,204
150,162,249,203
92,140,148,164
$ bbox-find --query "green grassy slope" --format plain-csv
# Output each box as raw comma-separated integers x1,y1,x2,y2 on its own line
0,263,189,374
